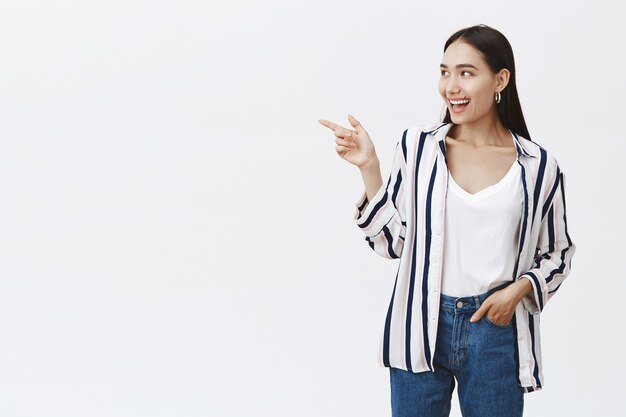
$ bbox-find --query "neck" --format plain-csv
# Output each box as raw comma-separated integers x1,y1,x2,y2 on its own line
449,113,510,148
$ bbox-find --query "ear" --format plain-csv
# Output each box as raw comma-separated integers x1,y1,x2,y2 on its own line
496,68,510,92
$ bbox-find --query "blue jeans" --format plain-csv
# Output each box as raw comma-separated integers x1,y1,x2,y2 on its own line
389,281,524,417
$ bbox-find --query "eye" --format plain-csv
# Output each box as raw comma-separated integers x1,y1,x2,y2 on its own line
440,70,472,76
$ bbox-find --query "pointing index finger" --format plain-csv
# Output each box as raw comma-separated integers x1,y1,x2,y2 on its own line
318,119,340,131
318,119,351,136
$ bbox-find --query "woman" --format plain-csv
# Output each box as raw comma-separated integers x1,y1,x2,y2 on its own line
318,24,576,417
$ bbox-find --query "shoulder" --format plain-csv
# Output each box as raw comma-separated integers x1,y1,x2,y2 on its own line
515,133,563,173
400,121,447,145
415,121,448,136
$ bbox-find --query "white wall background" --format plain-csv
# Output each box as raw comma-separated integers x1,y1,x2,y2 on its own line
0,1,623,416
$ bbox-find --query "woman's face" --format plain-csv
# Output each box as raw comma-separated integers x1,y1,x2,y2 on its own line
438,40,508,124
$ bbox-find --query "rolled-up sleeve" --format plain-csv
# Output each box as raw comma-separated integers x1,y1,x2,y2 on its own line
516,167,576,314
353,133,407,260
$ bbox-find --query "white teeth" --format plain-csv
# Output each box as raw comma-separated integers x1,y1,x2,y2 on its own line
450,99,470,105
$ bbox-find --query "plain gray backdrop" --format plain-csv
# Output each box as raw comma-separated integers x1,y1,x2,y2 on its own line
0,0,623,416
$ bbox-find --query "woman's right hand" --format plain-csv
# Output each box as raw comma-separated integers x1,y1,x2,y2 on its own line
318,114,378,169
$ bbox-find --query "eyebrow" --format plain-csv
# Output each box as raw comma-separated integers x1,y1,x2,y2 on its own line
439,63,479,70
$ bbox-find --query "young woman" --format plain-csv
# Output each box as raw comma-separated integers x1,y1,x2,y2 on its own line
319,24,576,417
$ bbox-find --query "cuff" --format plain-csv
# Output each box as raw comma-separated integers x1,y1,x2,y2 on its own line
353,184,396,238
516,274,540,315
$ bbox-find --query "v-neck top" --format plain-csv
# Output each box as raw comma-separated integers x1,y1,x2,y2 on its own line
441,161,523,296
447,158,519,202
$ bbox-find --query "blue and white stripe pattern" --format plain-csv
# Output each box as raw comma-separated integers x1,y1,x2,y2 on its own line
353,121,576,393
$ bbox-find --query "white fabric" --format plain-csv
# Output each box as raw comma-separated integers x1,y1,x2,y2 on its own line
441,161,523,297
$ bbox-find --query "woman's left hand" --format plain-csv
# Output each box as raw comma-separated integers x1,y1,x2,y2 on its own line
470,285,520,326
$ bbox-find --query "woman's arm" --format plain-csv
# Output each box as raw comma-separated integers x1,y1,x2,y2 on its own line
353,133,408,260
359,157,383,203
515,167,576,314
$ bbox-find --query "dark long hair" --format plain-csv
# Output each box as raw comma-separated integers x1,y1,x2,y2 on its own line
441,24,532,141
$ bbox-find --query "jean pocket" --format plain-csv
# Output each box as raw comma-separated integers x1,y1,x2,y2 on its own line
485,315,512,328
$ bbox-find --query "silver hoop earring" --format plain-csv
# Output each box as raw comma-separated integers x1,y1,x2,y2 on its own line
495,91,501,104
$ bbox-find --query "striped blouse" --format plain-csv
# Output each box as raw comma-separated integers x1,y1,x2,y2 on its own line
353,121,576,393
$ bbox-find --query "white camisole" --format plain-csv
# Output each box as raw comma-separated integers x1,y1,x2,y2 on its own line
440,160,523,297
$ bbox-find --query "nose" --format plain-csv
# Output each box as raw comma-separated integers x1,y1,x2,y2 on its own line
446,76,461,96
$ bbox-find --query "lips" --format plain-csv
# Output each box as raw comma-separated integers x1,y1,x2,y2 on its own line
450,99,470,113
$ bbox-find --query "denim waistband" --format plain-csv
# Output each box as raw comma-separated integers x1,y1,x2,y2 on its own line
439,281,514,312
